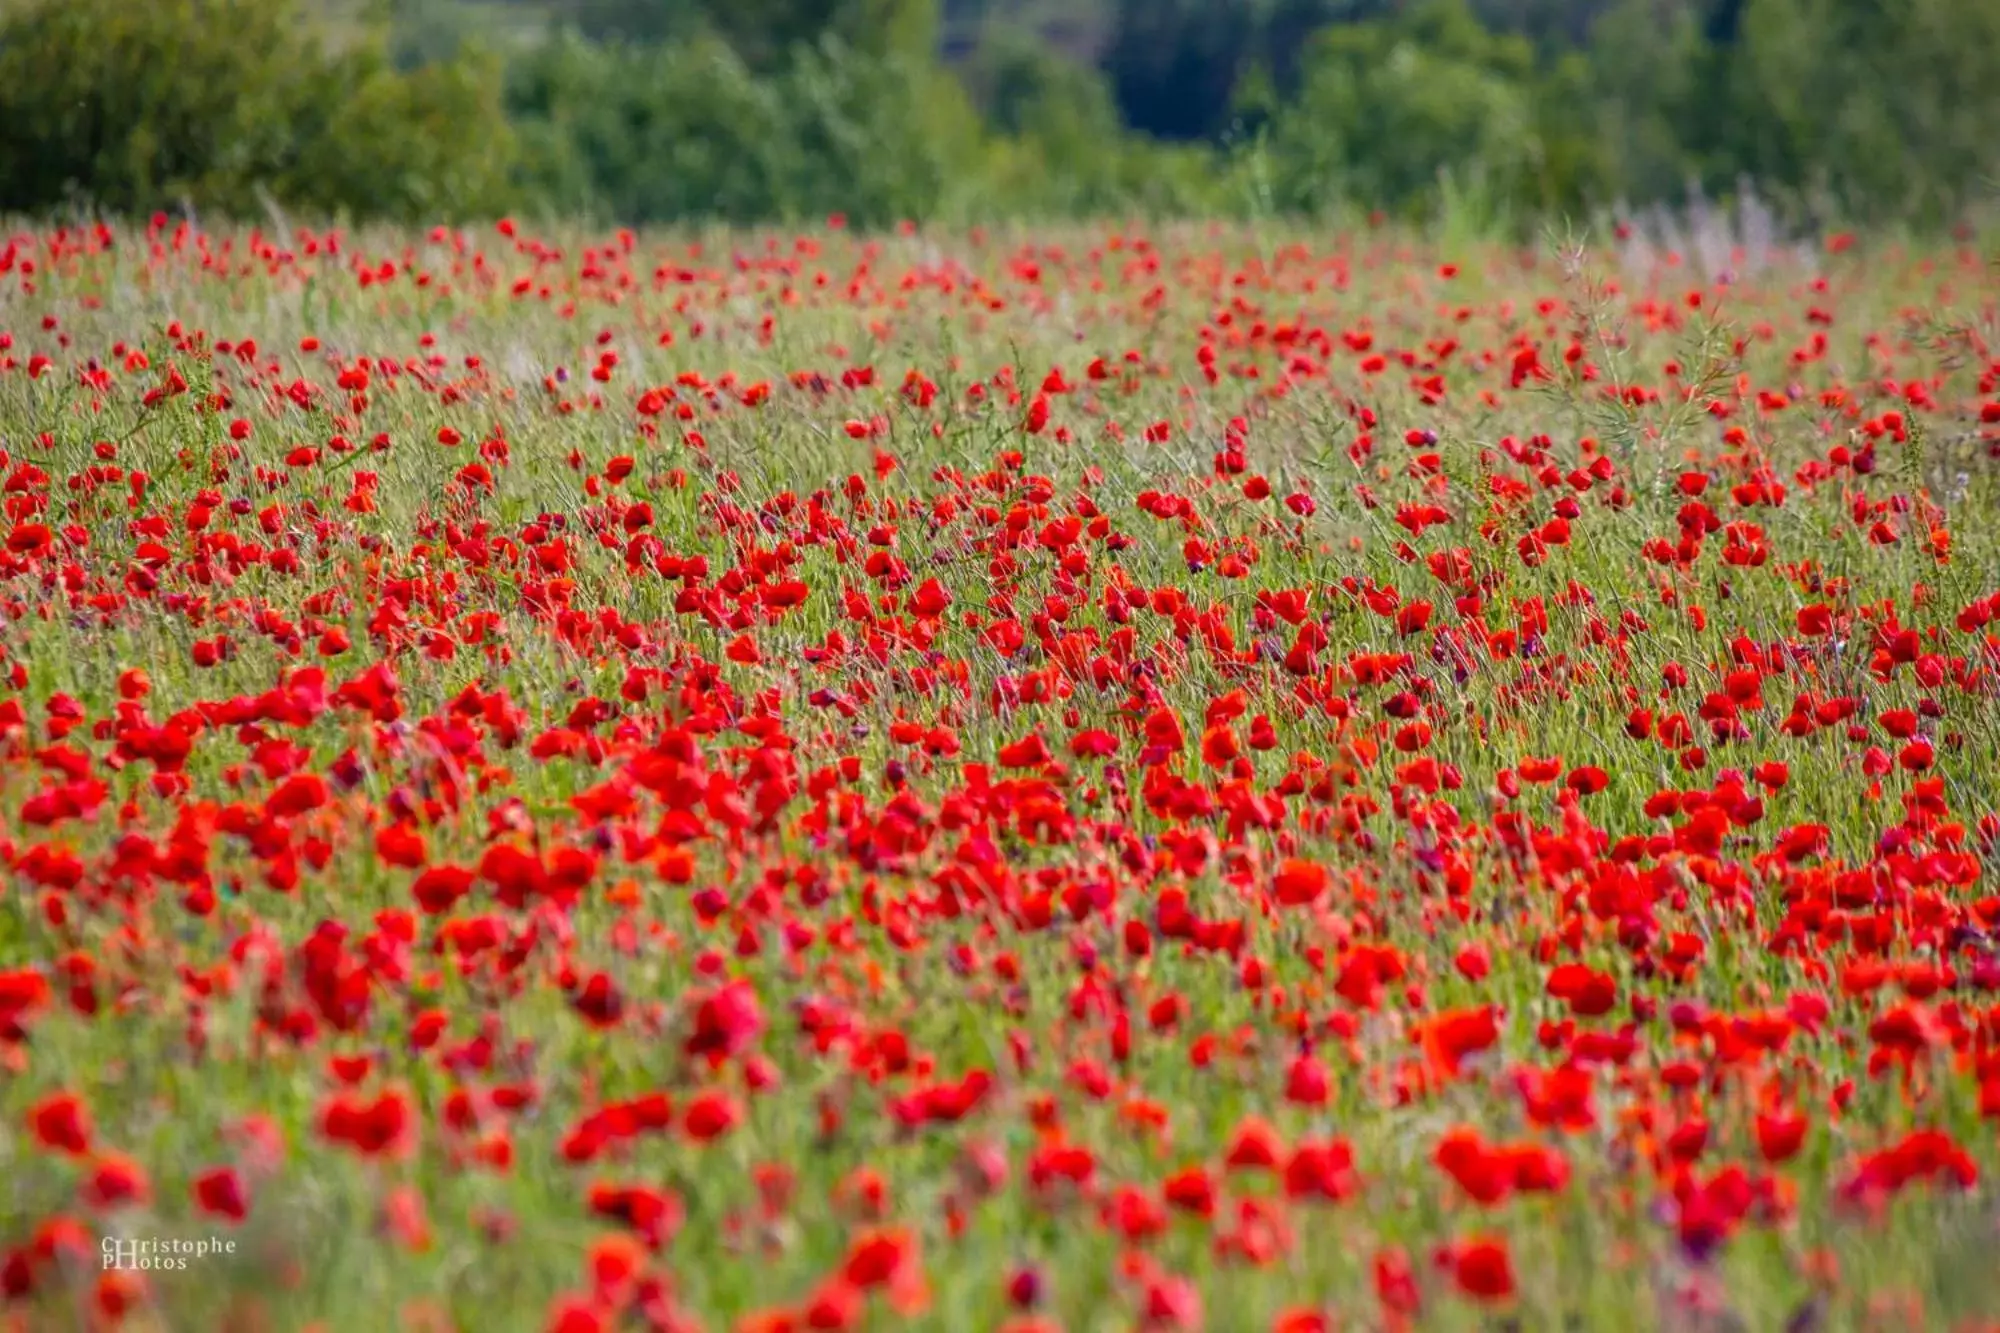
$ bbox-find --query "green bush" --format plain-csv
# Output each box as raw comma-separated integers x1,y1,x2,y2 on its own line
506,28,986,228
276,41,516,222
1262,0,1545,222
0,0,513,221
955,28,1232,218
1725,0,2000,223
780,35,988,225
505,33,800,224
1578,0,1716,209
550,0,940,72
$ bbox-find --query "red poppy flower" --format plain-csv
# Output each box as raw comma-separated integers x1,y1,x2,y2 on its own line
1273,859,1329,907
26,1092,92,1156
320,1088,415,1159
1447,1237,1515,1302
193,1166,249,1222
682,1091,741,1143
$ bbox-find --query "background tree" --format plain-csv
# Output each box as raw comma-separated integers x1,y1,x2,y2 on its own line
1263,0,1544,219
543,0,938,69
1726,0,2000,222
4,0,1998,229
0,0,511,220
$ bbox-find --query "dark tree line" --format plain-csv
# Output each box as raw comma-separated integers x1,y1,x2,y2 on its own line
3,0,1997,227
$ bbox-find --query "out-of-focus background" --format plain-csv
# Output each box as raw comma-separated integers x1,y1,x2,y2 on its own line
1,0,1995,232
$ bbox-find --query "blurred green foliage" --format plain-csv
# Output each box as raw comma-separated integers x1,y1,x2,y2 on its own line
502,28,984,226
2,0,1997,229
0,0,513,221
955,28,1224,217
1265,0,1546,220
544,0,940,69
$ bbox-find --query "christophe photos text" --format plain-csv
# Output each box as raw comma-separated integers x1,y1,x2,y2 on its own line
100,1235,237,1271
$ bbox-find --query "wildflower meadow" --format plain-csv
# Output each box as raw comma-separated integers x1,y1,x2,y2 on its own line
3,215,2000,1332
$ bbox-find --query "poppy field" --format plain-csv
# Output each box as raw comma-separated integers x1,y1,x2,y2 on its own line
4,217,2000,1332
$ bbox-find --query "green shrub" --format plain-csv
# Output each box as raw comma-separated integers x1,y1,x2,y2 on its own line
505,33,801,224
779,35,988,226
1263,0,1544,221
0,0,512,221
955,28,1229,218
274,40,516,222
1725,0,2000,223
506,29,986,228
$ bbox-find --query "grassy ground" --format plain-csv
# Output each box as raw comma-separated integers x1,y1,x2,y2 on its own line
2,217,2000,1331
